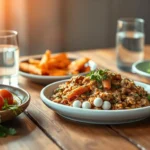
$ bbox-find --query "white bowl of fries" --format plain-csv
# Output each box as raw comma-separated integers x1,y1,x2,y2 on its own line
19,50,97,85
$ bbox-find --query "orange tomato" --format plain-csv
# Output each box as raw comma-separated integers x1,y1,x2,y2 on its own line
0,95,4,110
0,89,13,105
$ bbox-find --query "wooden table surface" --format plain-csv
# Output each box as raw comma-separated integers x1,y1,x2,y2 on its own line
1,46,150,150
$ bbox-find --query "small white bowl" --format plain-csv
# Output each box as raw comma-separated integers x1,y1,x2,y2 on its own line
0,84,30,123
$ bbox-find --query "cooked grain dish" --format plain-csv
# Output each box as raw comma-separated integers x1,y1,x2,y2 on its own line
50,69,150,110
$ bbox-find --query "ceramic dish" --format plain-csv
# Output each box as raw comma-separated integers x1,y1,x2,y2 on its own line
132,60,150,78
19,56,97,85
0,84,30,123
40,79,150,124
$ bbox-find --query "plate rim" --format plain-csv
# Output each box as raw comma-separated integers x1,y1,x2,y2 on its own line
58,113,147,124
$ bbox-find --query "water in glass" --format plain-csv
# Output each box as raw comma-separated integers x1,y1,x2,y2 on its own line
116,31,144,72
0,45,19,86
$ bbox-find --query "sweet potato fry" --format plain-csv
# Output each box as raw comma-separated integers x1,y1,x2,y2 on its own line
48,69,68,76
68,57,90,74
81,66,91,72
20,50,92,77
52,53,68,60
39,50,51,69
20,62,42,75
47,57,71,69
47,58,57,69
28,58,40,66
67,85,90,101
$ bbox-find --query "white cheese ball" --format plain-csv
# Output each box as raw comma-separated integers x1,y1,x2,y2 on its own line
102,101,111,110
82,101,91,109
93,97,103,107
72,100,81,108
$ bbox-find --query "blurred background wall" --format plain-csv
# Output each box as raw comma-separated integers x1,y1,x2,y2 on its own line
0,0,150,56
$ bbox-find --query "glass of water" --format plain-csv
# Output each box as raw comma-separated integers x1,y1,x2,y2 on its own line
116,18,145,72
0,30,19,86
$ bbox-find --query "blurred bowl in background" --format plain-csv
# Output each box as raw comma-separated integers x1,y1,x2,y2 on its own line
132,60,150,78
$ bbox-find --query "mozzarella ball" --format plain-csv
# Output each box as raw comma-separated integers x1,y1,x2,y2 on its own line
82,101,91,109
102,101,111,110
93,97,103,107
72,100,81,108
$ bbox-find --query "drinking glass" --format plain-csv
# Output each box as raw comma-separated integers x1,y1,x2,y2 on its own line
0,30,19,86
116,18,145,72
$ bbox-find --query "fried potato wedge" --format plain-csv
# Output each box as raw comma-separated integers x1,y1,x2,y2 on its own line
20,50,91,76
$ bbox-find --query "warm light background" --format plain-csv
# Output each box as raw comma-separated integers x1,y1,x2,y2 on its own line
0,0,150,56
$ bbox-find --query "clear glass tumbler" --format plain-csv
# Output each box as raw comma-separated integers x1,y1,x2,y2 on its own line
116,18,145,72
0,30,19,86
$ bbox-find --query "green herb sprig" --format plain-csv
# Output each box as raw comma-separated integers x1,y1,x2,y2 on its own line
147,94,150,101
86,69,110,82
2,100,22,115
0,100,20,137
0,124,16,137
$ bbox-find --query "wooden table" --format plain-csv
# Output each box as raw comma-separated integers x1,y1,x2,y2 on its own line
1,46,150,150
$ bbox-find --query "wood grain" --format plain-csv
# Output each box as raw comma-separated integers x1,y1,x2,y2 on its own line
75,45,150,150
19,68,139,149
0,113,59,150
15,45,150,150
110,118,150,150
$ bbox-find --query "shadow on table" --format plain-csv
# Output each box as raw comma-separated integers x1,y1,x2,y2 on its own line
0,113,36,143
54,113,150,136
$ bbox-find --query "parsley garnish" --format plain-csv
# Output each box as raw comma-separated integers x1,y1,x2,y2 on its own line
2,100,22,115
87,69,110,82
0,124,16,137
134,93,139,97
97,82,103,89
54,87,63,93
147,94,150,101
112,84,121,89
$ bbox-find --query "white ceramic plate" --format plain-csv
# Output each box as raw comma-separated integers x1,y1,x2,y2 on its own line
40,80,150,124
19,56,97,85
0,84,30,123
